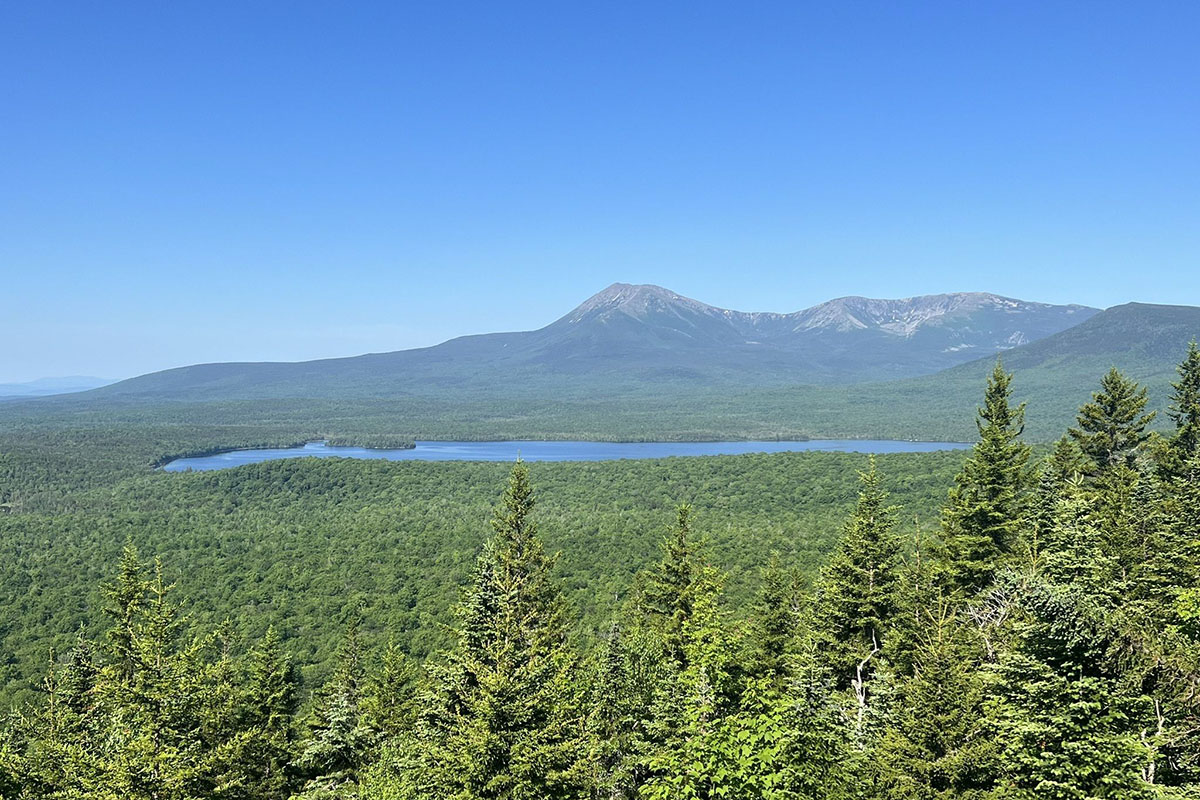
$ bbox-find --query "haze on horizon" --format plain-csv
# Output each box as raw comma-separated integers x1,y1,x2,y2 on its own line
3,2,1198,383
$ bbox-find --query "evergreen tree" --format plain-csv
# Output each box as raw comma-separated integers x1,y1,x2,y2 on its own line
584,622,661,799
938,361,1032,596
362,638,418,743
294,616,372,798
1069,368,1156,476
395,460,586,799
983,575,1156,800
876,606,996,799
813,458,902,687
1160,340,1200,477
642,565,742,800
747,553,802,677
242,625,297,800
98,556,210,799
638,504,704,668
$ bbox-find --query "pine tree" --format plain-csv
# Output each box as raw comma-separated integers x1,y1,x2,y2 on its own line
1069,367,1156,476
396,460,586,799
938,361,1032,596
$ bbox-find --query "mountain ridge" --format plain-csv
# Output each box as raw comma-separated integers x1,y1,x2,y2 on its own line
64,283,1098,401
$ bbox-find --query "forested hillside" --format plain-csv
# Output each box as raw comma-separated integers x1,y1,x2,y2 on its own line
2,348,1199,798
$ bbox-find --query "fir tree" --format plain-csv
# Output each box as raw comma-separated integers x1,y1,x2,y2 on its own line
642,565,741,800
242,625,297,800
938,361,1032,596
1069,367,1156,476
362,638,418,743
983,574,1156,799
877,606,996,799
585,622,661,799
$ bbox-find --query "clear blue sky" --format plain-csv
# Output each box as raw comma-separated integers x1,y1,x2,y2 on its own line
2,2,1198,382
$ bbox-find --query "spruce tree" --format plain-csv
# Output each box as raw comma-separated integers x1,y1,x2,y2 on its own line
747,553,802,677
1069,367,1156,476
983,573,1156,799
398,460,586,799
642,565,741,800
877,607,996,799
1160,340,1200,477
938,361,1032,596
585,622,662,799
638,504,704,667
243,625,297,800
294,616,372,798
813,458,901,687
362,638,417,743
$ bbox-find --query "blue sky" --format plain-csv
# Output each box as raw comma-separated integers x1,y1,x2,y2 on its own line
2,2,1198,382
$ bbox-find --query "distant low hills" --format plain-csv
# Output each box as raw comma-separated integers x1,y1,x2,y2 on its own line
7,287,1199,444
0,376,113,398
84,284,1097,401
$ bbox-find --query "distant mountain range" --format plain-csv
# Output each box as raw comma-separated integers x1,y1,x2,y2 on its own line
9,285,1200,442
0,376,113,398
85,284,1098,400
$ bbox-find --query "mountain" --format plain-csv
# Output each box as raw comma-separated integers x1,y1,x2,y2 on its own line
0,376,114,398
4,290,1197,445
80,284,1096,401
896,301,1200,438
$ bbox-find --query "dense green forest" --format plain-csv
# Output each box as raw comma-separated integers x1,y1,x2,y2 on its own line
1,346,1199,798
0,448,966,706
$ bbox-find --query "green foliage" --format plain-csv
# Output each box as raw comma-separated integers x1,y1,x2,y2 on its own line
813,458,902,685
4,354,1200,798
1161,340,1200,477
0,449,964,708
1069,368,1156,476
392,461,588,799
938,361,1032,595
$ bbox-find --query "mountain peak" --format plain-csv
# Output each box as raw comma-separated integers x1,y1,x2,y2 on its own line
563,283,716,323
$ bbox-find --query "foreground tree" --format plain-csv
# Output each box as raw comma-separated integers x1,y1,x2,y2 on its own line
1069,368,1156,476
813,458,902,687
637,504,705,668
392,461,587,799
938,361,1032,596
1160,340,1200,477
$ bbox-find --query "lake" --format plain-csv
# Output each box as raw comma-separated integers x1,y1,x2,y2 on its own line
162,439,972,471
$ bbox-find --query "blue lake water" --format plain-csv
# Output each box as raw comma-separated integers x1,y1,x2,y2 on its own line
162,439,971,472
